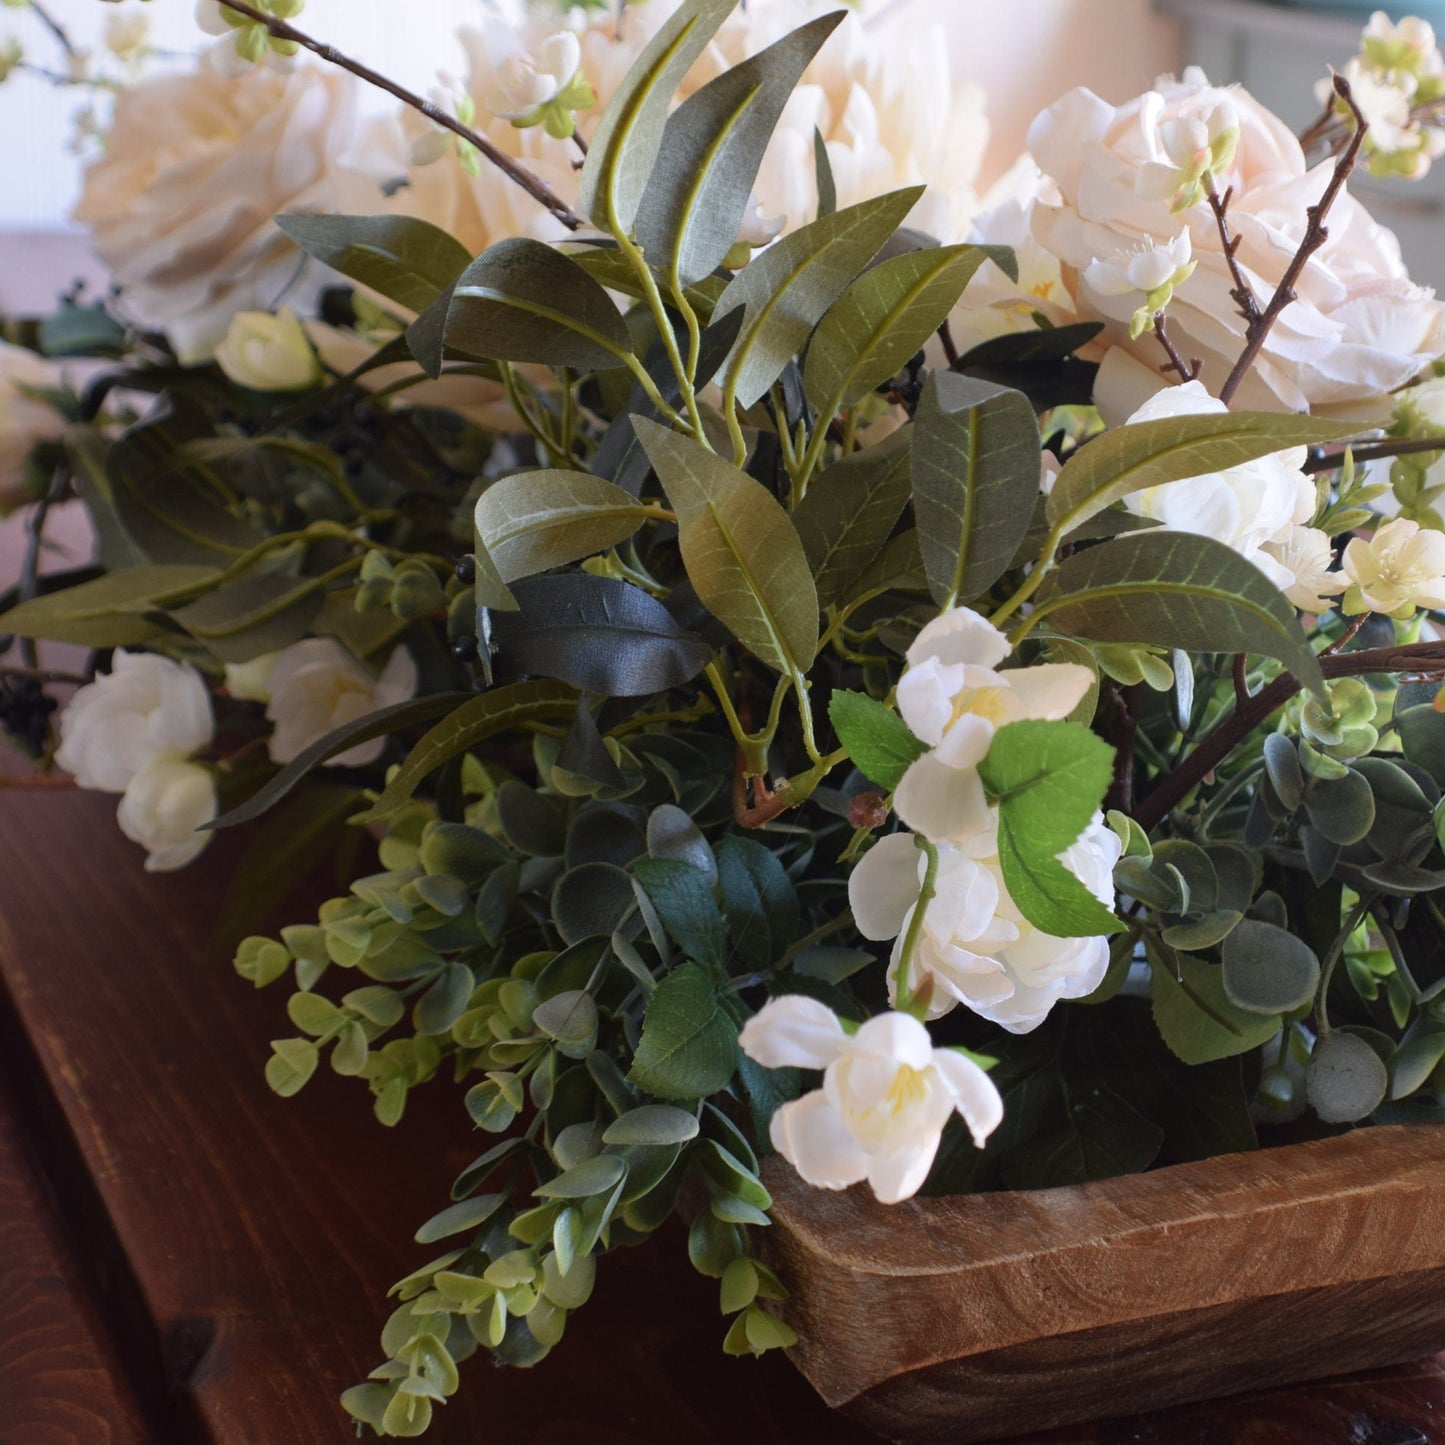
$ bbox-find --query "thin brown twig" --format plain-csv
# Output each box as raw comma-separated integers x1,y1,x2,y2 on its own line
24,0,77,58
213,0,584,232
1232,652,1252,709
1133,640,1445,831
1152,313,1201,383
1203,174,1262,328
1303,93,1445,163
1218,73,1368,408
0,665,88,685
1304,434,1445,474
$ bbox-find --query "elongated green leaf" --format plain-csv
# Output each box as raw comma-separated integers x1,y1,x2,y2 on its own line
813,127,836,219
475,470,659,582
793,427,912,609
578,0,735,234
849,528,927,598
633,858,729,972
209,692,473,830
168,572,324,663
354,680,579,823
445,238,631,370
716,835,800,970
1044,411,1361,536
804,245,1012,415
633,418,818,674
912,372,1040,609
627,962,740,1101
1033,531,1325,696
978,720,1119,937
275,214,472,313
0,563,218,647
636,13,842,287
714,187,923,409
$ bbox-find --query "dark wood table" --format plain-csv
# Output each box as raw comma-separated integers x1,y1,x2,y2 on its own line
3,789,1445,1444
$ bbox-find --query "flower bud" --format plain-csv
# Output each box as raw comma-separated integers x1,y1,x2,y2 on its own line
215,308,322,392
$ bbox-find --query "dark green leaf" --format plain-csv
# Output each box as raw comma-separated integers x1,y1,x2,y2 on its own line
1220,919,1320,1014
632,857,729,972
1148,945,1281,1064
0,563,217,647
627,962,740,1101
813,126,836,220
1002,1075,1163,1188
551,863,636,945
716,836,800,971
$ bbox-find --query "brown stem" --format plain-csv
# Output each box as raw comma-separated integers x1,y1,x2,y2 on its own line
1232,652,1252,709
938,319,960,369
25,0,77,58
1321,613,1367,657
1133,641,1445,832
1217,74,1367,408
1304,93,1445,164
1152,313,1201,383
1204,174,1261,329
213,0,584,232
1304,434,1445,474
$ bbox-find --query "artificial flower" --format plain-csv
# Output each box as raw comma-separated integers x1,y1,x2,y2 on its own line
215,308,322,392
0,342,65,515
1261,524,1346,613
117,756,218,872
738,997,1004,1203
56,651,214,794
1341,516,1445,615
479,31,596,139
892,608,1092,846
1083,230,1197,339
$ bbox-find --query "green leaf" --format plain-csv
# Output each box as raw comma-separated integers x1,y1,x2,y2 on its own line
804,245,1011,415
445,238,631,370
353,681,579,824
264,1038,318,1097
633,857,729,972
1044,410,1360,537
1220,919,1320,1014
978,720,1118,937
1306,1031,1389,1123
167,571,324,664
1003,1076,1163,1188
1389,1032,1445,1099
209,693,471,830
813,126,836,220
627,962,741,1101
911,372,1041,608
793,426,912,609
274,213,472,313
1033,532,1325,697
414,1193,507,1245
827,689,927,791
578,0,736,235
714,187,924,409
475,470,659,582
635,13,842,287
1148,947,1281,1065
602,1104,701,1146
716,836,800,971
0,564,218,647
633,418,817,673
536,1154,628,1200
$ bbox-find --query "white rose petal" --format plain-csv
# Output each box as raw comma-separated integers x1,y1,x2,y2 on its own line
56,651,215,794
117,757,217,873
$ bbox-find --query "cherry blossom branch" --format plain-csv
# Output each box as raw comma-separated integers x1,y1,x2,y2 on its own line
24,0,77,59
212,0,584,232
1152,314,1200,383
1303,434,1445,474
1133,640,1445,832
1203,174,1262,329
1217,74,1367,408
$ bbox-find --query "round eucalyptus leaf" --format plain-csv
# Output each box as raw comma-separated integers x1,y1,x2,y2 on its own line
1397,702,1445,787
1220,919,1320,1015
1262,733,1304,812
532,989,599,1057
534,1153,627,1200
603,1104,701,1147
1152,839,1217,913
1361,860,1445,895
1303,769,1375,846
1160,909,1243,953
551,1120,607,1172
1306,1031,1389,1123
1389,1031,1445,1100
1202,844,1258,914
495,780,568,857
565,805,646,870
551,862,637,946
646,803,717,882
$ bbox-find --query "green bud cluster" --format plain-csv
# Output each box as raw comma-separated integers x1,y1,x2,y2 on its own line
355,552,447,621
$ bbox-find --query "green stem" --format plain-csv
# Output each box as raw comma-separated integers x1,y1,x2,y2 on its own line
894,836,939,1018
989,520,1068,630
705,661,753,758
1315,894,1375,1037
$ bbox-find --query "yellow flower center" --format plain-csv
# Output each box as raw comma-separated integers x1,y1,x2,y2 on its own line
949,684,1011,730
886,1064,929,1115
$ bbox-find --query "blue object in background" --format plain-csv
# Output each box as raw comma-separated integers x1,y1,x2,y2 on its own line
1270,0,1445,18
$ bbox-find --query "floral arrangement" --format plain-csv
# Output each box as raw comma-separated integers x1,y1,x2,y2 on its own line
8,0,1445,1435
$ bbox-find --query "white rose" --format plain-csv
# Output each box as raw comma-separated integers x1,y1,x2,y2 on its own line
851,812,1121,1034
117,756,218,872
893,608,1092,846
1342,516,1445,614
215,308,322,392
1121,380,1316,590
1027,68,1445,412
738,998,1004,1203
262,639,418,766
73,65,380,362
0,342,65,514
56,651,215,794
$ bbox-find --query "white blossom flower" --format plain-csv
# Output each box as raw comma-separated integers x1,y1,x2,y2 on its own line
0,342,65,515
1261,525,1346,613
105,9,151,64
1133,99,1239,211
738,997,1004,1203
1342,517,1445,615
893,608,1093,846
56,651,214,794
850,813,1121,1034
479,31,595,139
1120,381,1316,591
258,639,417,766
1083,230,1196,339
1028,68,1445,412
215,308,321,392
117,757,217,872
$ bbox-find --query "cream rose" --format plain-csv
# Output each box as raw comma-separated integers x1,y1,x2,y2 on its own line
1027,68,1445,412
215,308,322,392
74,65,381,362
117,757,218,873
0,342,65,514
56,651,215,794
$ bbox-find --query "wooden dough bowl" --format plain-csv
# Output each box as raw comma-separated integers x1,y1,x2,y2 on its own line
760,1124,1445,1443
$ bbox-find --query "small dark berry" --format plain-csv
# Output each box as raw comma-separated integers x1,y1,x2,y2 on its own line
454,554,477,585
451,635,480,662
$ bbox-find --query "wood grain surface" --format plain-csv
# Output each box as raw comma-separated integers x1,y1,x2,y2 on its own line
763,1119,1445,1443
5,788,1445,1445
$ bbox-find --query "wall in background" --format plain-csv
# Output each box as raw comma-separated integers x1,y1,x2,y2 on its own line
0,0,1182,230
